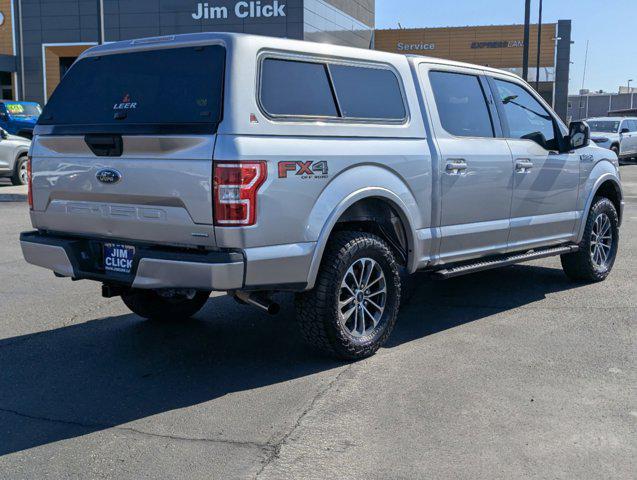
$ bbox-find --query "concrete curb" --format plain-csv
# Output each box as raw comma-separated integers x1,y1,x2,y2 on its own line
0,193,27,202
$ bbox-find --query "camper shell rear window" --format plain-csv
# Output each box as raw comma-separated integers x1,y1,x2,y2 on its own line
37,45,225,135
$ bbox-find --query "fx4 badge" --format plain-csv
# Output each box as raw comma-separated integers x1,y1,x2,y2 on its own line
278,161,329,179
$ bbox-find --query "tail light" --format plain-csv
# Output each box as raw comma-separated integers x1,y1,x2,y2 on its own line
213,161,267,226
27,156,33,210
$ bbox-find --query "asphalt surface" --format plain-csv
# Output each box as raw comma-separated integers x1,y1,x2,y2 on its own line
0,167,635,479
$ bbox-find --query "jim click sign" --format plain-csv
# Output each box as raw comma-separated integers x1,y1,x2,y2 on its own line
192,1,286,20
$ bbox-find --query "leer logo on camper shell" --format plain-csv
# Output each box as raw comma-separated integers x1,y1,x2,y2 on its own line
113,93,137,110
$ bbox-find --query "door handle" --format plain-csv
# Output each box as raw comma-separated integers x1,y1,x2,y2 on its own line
515,159,533,173
445,159,468,175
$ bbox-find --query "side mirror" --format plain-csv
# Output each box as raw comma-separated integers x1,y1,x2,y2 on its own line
0,129,8,140
620,127,630,134
568,121,590,150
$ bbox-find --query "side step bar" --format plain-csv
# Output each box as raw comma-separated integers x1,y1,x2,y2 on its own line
433,245,579,279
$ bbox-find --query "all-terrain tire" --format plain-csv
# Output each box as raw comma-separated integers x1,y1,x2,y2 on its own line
121,289,210,320
561,197,619,283
295,231,401,360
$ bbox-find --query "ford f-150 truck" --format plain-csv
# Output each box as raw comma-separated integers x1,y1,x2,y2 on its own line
20,33,624,359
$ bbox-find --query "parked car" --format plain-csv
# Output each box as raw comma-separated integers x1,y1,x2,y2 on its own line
0,128,31,185
587,116,637,160
0,100,42,139
20,33,624,359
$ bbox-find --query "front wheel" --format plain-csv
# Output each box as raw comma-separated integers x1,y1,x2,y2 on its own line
295,231,401,360
121,289,210,321
561,197,619,282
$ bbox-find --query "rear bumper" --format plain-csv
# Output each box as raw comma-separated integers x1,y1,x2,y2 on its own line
20,231,245,291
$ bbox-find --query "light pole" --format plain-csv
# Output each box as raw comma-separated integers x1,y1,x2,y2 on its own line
522,0,531,81
629,79,633,92
535,0,543,91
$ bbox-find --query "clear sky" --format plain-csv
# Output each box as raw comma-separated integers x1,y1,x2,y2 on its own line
376,0,636,95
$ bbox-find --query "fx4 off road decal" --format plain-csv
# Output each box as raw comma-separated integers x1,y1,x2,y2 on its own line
278,161,329,179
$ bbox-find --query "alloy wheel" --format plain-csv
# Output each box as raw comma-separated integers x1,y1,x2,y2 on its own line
590,213,613,270
19,161,28,185
338,258,387,338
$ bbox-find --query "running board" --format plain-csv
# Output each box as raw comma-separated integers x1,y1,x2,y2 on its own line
433,245,579,279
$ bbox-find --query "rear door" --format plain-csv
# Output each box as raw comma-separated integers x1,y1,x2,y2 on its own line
421,66,514,263
31,44,225,248
489,77,580,251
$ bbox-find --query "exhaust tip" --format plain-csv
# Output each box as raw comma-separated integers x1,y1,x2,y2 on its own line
235,291,280,315
267,302,280,316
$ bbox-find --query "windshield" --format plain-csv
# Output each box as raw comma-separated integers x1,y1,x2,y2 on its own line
39,45,225,134
5,103,41,118
587,120,620,133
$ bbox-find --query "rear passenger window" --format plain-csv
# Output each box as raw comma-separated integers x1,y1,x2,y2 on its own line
329,64,406,120
429,71,494,138
261,59,338,117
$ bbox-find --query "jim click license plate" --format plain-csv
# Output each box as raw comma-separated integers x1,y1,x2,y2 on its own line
103,243,135,274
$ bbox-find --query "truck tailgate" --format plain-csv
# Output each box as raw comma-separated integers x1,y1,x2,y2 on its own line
30,135,216,248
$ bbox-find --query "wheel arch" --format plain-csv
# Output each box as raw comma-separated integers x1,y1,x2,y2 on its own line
305,175,421,290
577,172,623,243
13,149,29,170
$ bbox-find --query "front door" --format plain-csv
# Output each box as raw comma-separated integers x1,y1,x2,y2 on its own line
622,120,637,156
490,77,580,251
423,67,514,263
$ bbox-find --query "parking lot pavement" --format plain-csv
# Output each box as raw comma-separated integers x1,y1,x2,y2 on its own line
1,166,635,480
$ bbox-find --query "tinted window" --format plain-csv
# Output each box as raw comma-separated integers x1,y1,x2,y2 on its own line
493,79,558,150
429,71,494,138
627,120,637,132
329,64,406,120
261,59,338,117
40,46,225,132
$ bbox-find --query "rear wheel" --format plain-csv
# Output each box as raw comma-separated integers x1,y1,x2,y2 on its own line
561,197,619,282
121,289,210,321
295,231,401,360
10,156,27,186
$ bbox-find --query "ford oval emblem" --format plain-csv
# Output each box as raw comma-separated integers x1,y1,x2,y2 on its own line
96,168,122,184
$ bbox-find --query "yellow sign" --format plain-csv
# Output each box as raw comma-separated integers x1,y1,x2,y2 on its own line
6,104,24,114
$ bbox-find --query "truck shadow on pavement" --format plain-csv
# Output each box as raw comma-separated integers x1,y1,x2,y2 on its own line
0,264,575,456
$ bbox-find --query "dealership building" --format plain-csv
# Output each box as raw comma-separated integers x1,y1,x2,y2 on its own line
0,0,374,105
374,21,573,120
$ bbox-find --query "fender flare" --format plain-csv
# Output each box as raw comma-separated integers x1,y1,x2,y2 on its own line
305,186,419,290
576,171,623,243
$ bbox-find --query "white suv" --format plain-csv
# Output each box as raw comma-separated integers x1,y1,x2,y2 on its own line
588,117,637,159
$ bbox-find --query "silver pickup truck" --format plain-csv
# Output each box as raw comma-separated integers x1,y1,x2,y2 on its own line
21,33,624,359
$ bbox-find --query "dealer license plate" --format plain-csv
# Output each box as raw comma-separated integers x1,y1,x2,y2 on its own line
103,243,135,274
